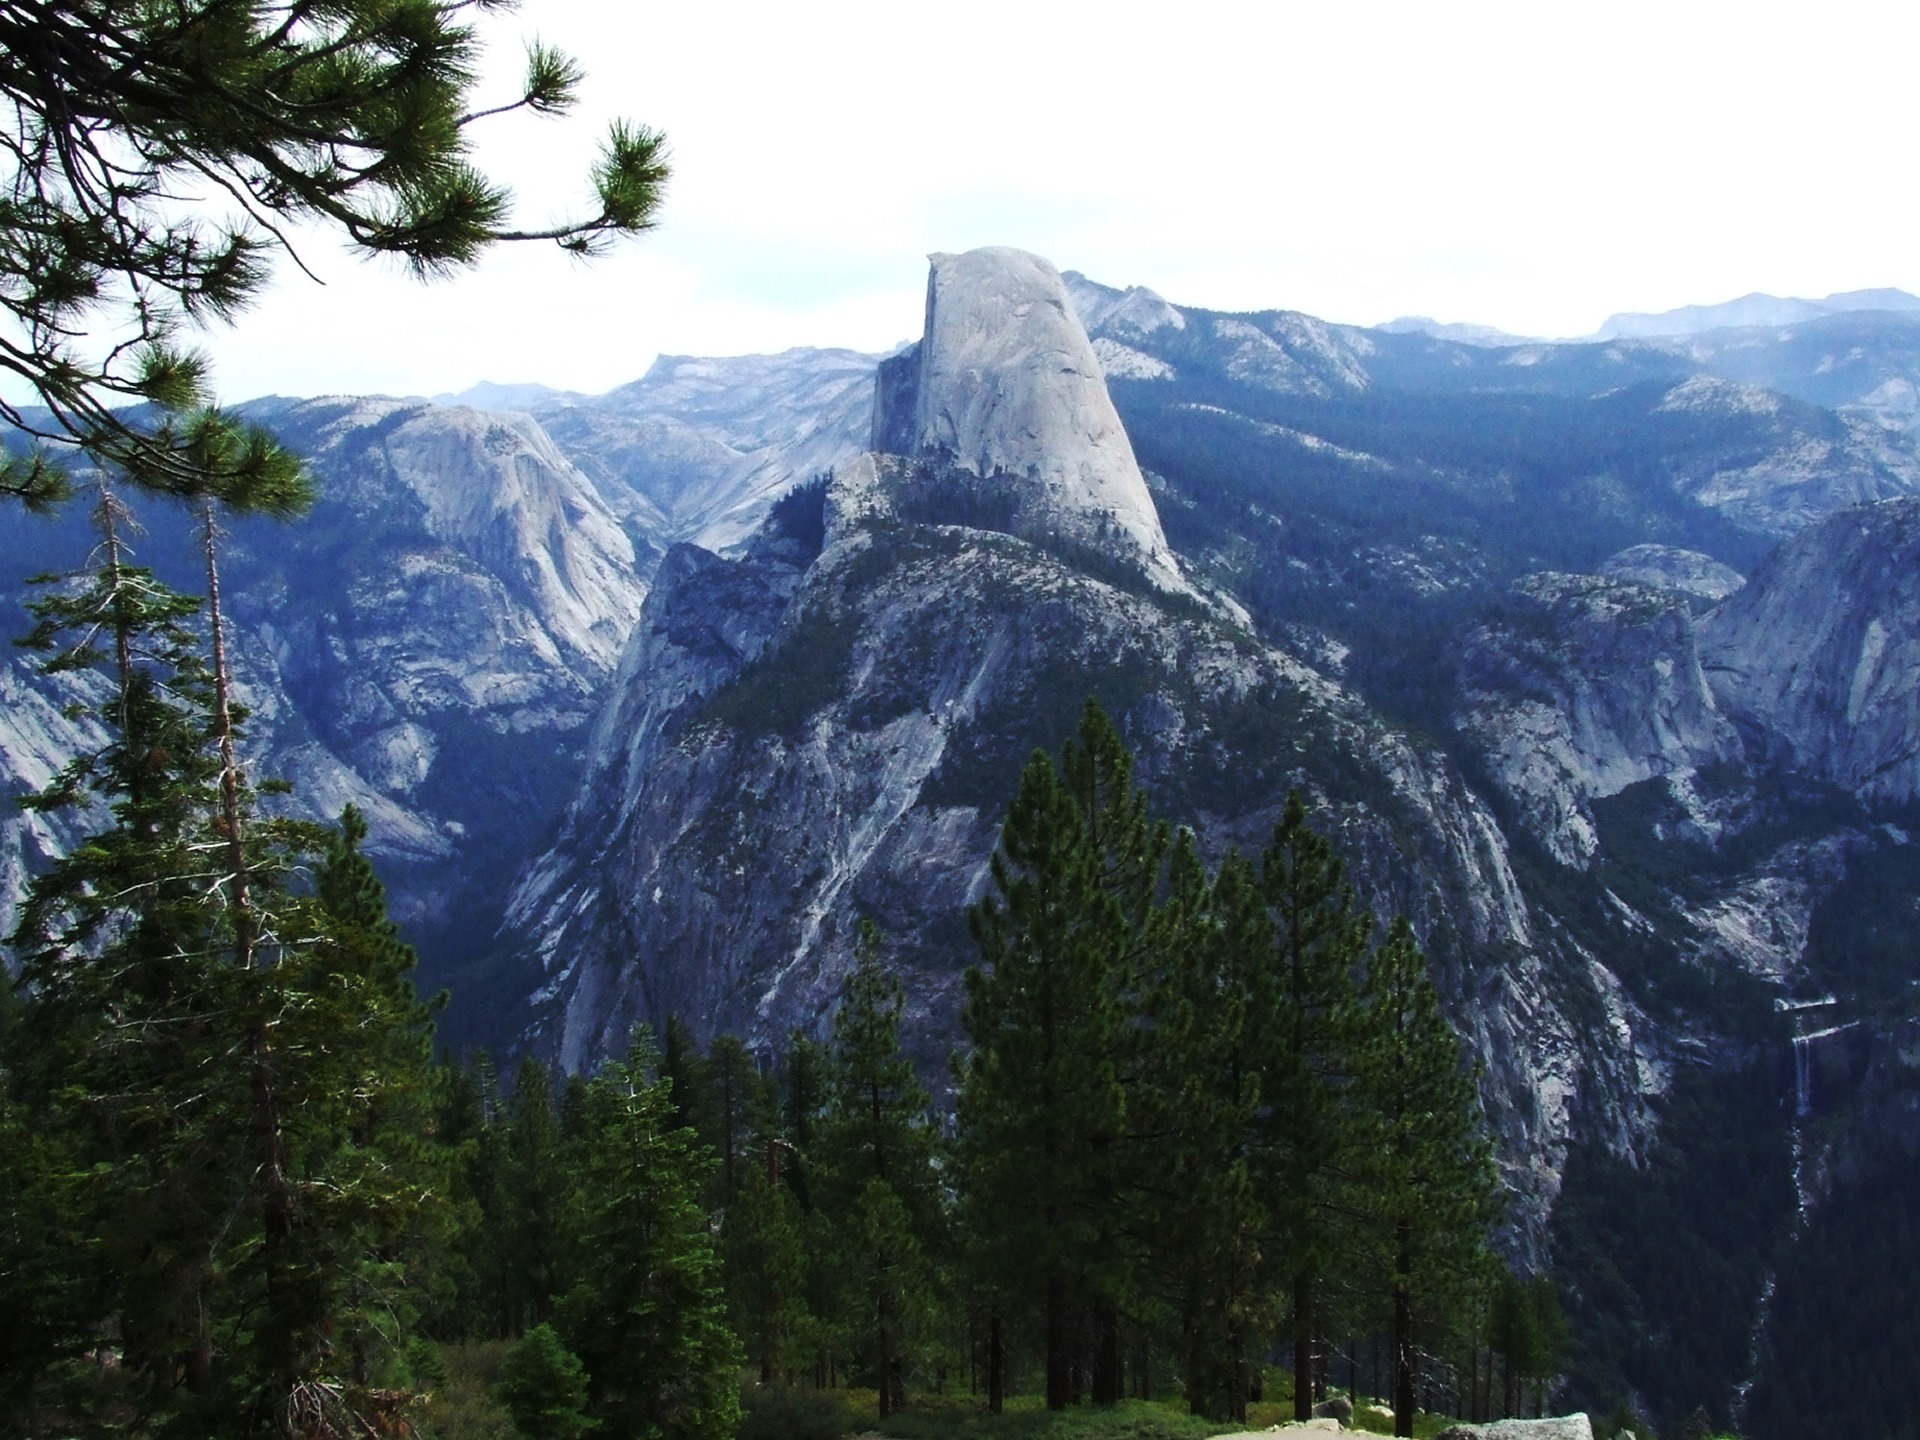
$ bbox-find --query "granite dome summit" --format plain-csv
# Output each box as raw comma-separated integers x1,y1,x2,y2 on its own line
873,247,1186,592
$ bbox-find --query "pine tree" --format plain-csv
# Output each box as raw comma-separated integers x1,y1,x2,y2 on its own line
722,1164,811,1384
500,1055,569,1333
815,918,942,1414
0,0,668,512
5,486,249,1427
1135,837,1271,1420
557,1034,741,1440
1256,791,1372,1422
1348,918,1498,1438
3,483,444,1435
493,1323,596,1440
707,1033,773,1209
957,700,1164,1411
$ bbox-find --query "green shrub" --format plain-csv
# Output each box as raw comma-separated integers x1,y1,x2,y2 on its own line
737,1384,859,1440
492,1324,594,1440
417,1341,515,1440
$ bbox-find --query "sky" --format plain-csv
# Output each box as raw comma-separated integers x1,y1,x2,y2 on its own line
184,0,1920,402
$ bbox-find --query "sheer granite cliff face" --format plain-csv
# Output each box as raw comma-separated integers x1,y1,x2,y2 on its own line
0,660,105,942
1455,573,1742,867
873,248,1187,592
1699,497,1920,806
500,449,1643,1242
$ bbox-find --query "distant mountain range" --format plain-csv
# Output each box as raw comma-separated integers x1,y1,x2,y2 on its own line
1383,286,1920,349
1594,287,1920,340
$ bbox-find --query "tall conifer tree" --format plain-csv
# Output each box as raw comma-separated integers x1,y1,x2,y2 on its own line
958,700,1163,1411
1349,918,1498,1437
3,482,442,1435
1257,791,1372,1421
815,918,941,1413
1136,838,1272,1420
557,1034,740,1440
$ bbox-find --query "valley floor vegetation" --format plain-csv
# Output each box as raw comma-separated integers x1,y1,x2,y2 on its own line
0,527,1561,1440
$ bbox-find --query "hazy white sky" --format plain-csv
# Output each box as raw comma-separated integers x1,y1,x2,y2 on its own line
193,0,1920,402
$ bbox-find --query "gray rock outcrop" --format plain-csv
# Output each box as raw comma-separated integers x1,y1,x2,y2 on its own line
1699,496,1920,804
493,254,1682,1245
872,247,1186,591
1455,573,1741,867
1600,544,1745,602
1435,1419,1595,1440
540,347,877,555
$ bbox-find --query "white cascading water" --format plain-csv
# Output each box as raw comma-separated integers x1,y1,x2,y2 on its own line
1793,1031,1813,1118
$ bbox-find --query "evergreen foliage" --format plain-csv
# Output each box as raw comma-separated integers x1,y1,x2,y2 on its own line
2,642,1510,1434
0,487,444,1435
0,0,668,511
956,702,1497,1426
959,701,1167,1411
492,1323,595,1440
814,917,946,1413
1255,792,1374,1422
1348,918,1500,1436
556,1033,742,1440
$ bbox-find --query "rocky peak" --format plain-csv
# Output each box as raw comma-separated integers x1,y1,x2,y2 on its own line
870,247,1186,592
1061,270,1187,340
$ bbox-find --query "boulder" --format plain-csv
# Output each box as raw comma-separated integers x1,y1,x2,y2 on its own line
1435,1418,1595,1440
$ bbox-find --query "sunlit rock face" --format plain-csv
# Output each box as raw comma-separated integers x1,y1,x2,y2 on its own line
1600,544,1746,602
873,247,1187,592
0,394,652,957
498,449,1627,1253
491,242,1697,1252
0,659,105,944
1700,496,1920,805
538,347,877,555
1455,572,1741,867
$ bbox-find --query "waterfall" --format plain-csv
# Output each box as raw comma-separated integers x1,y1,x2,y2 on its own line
1793,1032,1812,1118
1792,1020,1863,1119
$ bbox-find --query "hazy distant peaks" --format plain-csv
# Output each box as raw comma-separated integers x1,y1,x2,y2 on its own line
1594,288,1920,341
1375,316,1535,347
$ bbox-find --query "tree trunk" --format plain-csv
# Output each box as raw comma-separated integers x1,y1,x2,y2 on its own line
1046,1275,1070,1410
1312,1295,1329,1403
877,1320,894,1417
988,1310,1005,1414
1393,1222,1415,1438
205,501,298,1414
1230,1322,1249,1424
1091,1301,1121,1405
1294,1270,1314,1422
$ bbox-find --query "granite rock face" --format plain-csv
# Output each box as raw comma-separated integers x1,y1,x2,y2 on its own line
499,447,1649,1243
1652,377,1920,536
874,248,1186,591
1435,1418,1595,1440
1455,573,1741,867
0,395,650,960
536,347,877,555
492,255,1696,1248
1600,543,1746,602
1699,497,1920,805
0,660,106,942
